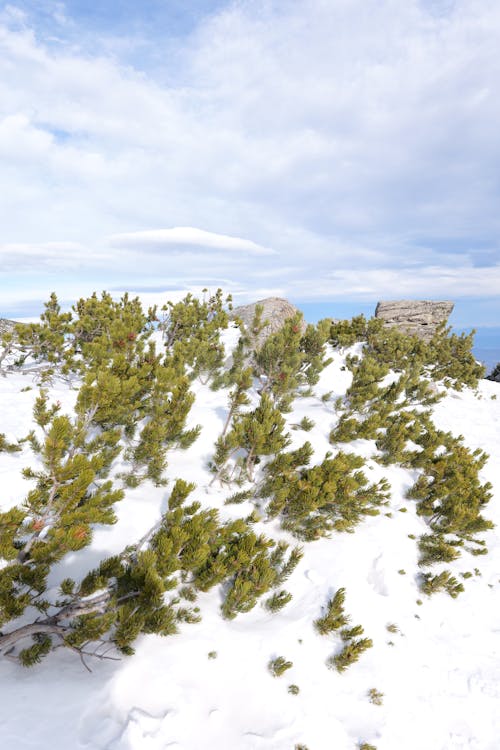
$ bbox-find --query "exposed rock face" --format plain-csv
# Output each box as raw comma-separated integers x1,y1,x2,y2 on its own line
232,297,306,348
0,319,16,336
375,300,454,341
486,363,500,383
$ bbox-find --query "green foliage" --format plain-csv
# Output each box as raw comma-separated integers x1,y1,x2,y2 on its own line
314,588,349,634
0,395,123,629
418,534,461,567
292,416,315,432
327,637,373,672
160,289,231,384
368,688,384,705
264,450,389,540
343,354,390,412
264,589,292,612
0,433,21,453
426,327,485,389
121,357,199,486
19,635,53,667
268,656,293,677
253,314,330,409
340,624,365,640
288,684,300,695
211,394,291,483
420,570,464,598
224,489,254,505
315,587,371,673
13,293,73,372
2,474,309,663
407,441,493,538
329,315,383,348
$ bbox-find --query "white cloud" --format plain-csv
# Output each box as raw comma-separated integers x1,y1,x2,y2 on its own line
0,1,499,321
0,241,95,270
108,227,276,255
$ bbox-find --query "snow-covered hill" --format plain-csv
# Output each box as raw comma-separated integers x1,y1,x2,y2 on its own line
0,325,499,750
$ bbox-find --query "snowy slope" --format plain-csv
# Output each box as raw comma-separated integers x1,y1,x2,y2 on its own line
0,336,499,750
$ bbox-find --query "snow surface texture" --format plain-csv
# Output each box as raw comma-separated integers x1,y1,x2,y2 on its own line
1,332,499,750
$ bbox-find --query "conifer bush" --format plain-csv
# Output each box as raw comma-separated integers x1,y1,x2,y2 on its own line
0,433,21,453
264,451,390,540
314,588,349,634
327,637,373,673
210,393,291,484
420,571,464,598
252,313,330,410
268,656,293,677
329,315,382,348
264,589,292,613
159,289,231,384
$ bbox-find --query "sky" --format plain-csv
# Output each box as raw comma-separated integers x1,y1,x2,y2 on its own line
1,0,500,326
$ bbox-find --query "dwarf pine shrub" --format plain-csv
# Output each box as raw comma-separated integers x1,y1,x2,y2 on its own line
264,450,390,540
210,393,291,484
264,590,293,612
314,588,349,634
0,433,21,453
327,637,373,673
420,571,465,598
253,313,331,410
160,289,232,384
268,656,293,677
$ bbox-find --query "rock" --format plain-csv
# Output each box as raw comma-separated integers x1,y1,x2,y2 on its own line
486,363,500,382
0,319,16,336
231,297,306,349
375,300,454,341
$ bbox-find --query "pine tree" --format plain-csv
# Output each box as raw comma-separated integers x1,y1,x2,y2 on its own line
0,394,123,636
122,354,200,486
210,394,291,484
160,289,232,384
314,588,349,634
253,314,330,410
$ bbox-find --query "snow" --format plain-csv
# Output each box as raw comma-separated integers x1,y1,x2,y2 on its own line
1,337,499,750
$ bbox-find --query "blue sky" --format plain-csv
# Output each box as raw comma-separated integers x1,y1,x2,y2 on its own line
1,0,500,325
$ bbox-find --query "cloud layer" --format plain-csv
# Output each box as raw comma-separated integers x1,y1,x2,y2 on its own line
109,227,275,255
0,0,499,321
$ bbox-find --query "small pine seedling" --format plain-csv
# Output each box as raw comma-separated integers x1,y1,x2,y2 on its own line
368,688,384,706
297,416,315,431
314,587,349,634
264,590,292,613
327,638,373,673
268,656,293,677
288,684,300,695
208,651,217,659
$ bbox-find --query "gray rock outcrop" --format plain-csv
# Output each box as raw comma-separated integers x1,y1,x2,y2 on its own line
375,300,454,341
0,318,16,336
232,297,305,348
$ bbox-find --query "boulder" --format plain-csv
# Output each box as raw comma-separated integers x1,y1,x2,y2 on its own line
375,300,454,341
486,363,500,383
0,318,16,336
232,297,306,349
